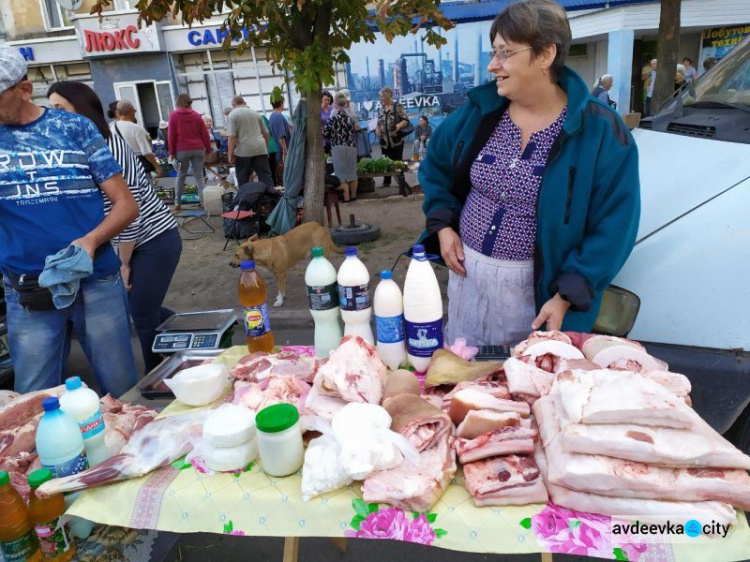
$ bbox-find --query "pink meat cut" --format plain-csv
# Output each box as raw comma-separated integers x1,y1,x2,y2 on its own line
0,386,65,432
462,455,548,506
514,331,584,373
556,369,696,429
441,380,510,410
234,376,311,413
454,426,536,463
303,384,348,421
533,444,737,526
514,331,573,355
38,410,210,497
0,415,41,459
384,394,452,452
313,336,387,404
0,391,19,408
231,351,319,383
503,357,555,400
448,388,530,425
456,410,521,439
582,335,667,372
533,394,750,510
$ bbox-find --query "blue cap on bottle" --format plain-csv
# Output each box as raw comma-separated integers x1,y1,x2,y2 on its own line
380,270,393,280
412,244,425,254
42,397,60,412
240,260,255,270
345,247,358,257
65,376,82,391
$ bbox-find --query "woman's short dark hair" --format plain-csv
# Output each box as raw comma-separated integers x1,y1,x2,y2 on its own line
489,0,572,81
322,90,334,104
176,93,192,108
682,57,693,65
271,96,285,109
47,81,110,139
107,100,118,120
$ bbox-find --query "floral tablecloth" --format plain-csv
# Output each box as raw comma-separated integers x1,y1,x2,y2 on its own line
68,347,750,561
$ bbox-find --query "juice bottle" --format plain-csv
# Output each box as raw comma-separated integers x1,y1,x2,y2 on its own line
27,469,75,562
0,470,42,562
239,260,275,353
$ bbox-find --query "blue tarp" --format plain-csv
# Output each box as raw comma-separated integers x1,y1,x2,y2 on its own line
266,100,307,236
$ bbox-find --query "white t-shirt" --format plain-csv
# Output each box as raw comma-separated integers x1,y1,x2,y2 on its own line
110,120,153,156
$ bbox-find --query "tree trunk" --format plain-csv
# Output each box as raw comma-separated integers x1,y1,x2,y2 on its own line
652,0,682,113
303,89,325,225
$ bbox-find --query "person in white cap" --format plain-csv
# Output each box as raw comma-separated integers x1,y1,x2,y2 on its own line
0,45,139,397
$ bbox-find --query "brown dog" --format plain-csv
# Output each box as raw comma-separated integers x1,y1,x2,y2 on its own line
230,222,345,307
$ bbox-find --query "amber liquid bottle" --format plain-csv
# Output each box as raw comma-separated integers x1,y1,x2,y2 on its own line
28,469,75,562
0,470,42,562
239,260,275,353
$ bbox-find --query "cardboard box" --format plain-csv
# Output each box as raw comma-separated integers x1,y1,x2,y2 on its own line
623,112,642,130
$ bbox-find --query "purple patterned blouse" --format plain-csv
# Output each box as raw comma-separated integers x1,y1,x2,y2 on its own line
459,107,567,261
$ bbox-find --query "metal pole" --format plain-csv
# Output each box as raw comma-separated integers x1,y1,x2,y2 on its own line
206,49,222,121
250,46,267,114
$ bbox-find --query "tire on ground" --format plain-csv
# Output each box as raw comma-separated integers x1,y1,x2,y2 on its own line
330,224,381,246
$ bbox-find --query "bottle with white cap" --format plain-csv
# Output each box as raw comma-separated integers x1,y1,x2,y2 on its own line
305,246,343,358
336,246,374,343
59,377,110,467
373,270,406,370
403,244,444,372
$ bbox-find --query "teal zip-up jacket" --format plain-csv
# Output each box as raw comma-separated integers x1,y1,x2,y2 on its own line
418,66,640,332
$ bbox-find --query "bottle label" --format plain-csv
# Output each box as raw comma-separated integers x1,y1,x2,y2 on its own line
405,319,443,358
34,517,72,558
42,451,88,479
307,282,338,311
243,304,271,337
338,284,370,311
78,408,105,440
375,314,405,344
0,529,39,561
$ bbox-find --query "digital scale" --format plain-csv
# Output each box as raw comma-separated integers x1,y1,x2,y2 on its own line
152,309,237,353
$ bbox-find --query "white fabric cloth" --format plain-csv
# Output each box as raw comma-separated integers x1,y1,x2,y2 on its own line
111,120,154,155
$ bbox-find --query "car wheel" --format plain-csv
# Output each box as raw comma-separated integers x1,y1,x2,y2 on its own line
330,223,381,246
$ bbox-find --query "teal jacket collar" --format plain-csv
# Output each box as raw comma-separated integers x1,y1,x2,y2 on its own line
467,66,590,136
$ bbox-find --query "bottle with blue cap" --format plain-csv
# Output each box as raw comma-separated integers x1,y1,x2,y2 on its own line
403,244,444,372
305,246,343,358
239,259,275,353
336,247,374,343
373,270,406,370
35,398,88,480
59,377,110,467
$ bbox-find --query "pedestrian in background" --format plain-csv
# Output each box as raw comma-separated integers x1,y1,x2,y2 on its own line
112,100,161,175
644,59,657,117
263,113,280,186
324,92,360,202
47,81,182,374
682,57,699,84
321,90,334,154
591,74,616,109
168,93,212,210
375,86,409,186
227,95,273,188
413,115,433,160
269,95,292,163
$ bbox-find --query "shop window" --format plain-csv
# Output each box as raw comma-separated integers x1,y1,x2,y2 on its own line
568,44,588,58
114,0,138,10
42,0,74,30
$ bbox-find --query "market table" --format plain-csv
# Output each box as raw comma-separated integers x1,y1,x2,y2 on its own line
68,347,750,562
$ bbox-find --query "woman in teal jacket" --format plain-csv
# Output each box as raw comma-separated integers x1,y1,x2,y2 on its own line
419,0,640,343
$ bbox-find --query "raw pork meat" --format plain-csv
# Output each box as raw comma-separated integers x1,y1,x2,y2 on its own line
582,335,667,372
303,384,348,421
556,369,696,429
533,395,750,510
313,336,387,404
456,410,522,439
441,380,510,410
448,388,530,425
231,351,319,383
0,416,40,458
503,357,555,400
384,394,452,452
514,331,584,373
534,445,737,526
0,391,19,408
0,386,65,432
462,455,548,506
382,369,421,404
234,376,311,413
454,426,536,463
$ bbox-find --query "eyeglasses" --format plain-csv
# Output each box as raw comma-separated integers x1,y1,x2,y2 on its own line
490,46,534,64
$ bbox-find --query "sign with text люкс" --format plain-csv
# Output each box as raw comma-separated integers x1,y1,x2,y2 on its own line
74,12,164,59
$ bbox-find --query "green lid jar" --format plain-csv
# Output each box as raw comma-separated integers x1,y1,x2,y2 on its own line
255,404,303,477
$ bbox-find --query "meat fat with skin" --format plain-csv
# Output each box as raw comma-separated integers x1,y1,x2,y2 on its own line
448,388,530,425
455,410,522,439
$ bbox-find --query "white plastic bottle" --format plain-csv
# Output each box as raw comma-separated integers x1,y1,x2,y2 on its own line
373,270,406,370
337,246,374,344
305,246,343,358
403,244,444,372
59,376,111,467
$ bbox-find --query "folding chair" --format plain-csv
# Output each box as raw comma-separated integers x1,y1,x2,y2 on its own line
175,210,215,240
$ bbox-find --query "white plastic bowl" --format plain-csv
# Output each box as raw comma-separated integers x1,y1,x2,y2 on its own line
164,363,229,407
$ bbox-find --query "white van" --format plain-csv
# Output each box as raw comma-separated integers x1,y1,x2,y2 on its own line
597,37,750,453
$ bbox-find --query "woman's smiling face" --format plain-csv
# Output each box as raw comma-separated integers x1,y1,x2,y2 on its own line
488,35,552,100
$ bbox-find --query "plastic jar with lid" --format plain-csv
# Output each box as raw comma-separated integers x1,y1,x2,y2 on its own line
255,403,304,477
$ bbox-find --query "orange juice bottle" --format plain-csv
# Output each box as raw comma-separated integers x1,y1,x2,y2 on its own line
27,469,75,562
0,470,42,562
239,260,275,353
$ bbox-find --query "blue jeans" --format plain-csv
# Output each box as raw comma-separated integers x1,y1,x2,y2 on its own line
5,272,137,397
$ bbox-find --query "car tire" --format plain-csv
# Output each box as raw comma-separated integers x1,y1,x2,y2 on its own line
726,405,750,455
330,223,381,246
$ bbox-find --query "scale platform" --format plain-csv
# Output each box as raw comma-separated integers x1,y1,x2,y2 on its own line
152,309,237,353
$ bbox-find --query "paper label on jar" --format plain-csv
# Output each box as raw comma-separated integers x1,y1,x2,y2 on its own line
307,282,338,311
338,284,370,311
0,528,39,561
79,408,105,439
375,314,405,344
243,304,271,337
34,517,72,558
405,319,443,358
42,451,88,479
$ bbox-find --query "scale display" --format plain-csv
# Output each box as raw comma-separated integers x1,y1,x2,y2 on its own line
153,332,220,352
152,309,237,353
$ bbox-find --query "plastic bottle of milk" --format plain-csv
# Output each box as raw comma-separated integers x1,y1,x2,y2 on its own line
305,246,343,358
374,270,406,370
403,244,444,372
337,247,374,344
59,377,110,467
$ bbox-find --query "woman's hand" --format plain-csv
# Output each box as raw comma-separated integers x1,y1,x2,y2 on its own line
532,293,570,331
120,264,132,291
437,228,466,276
